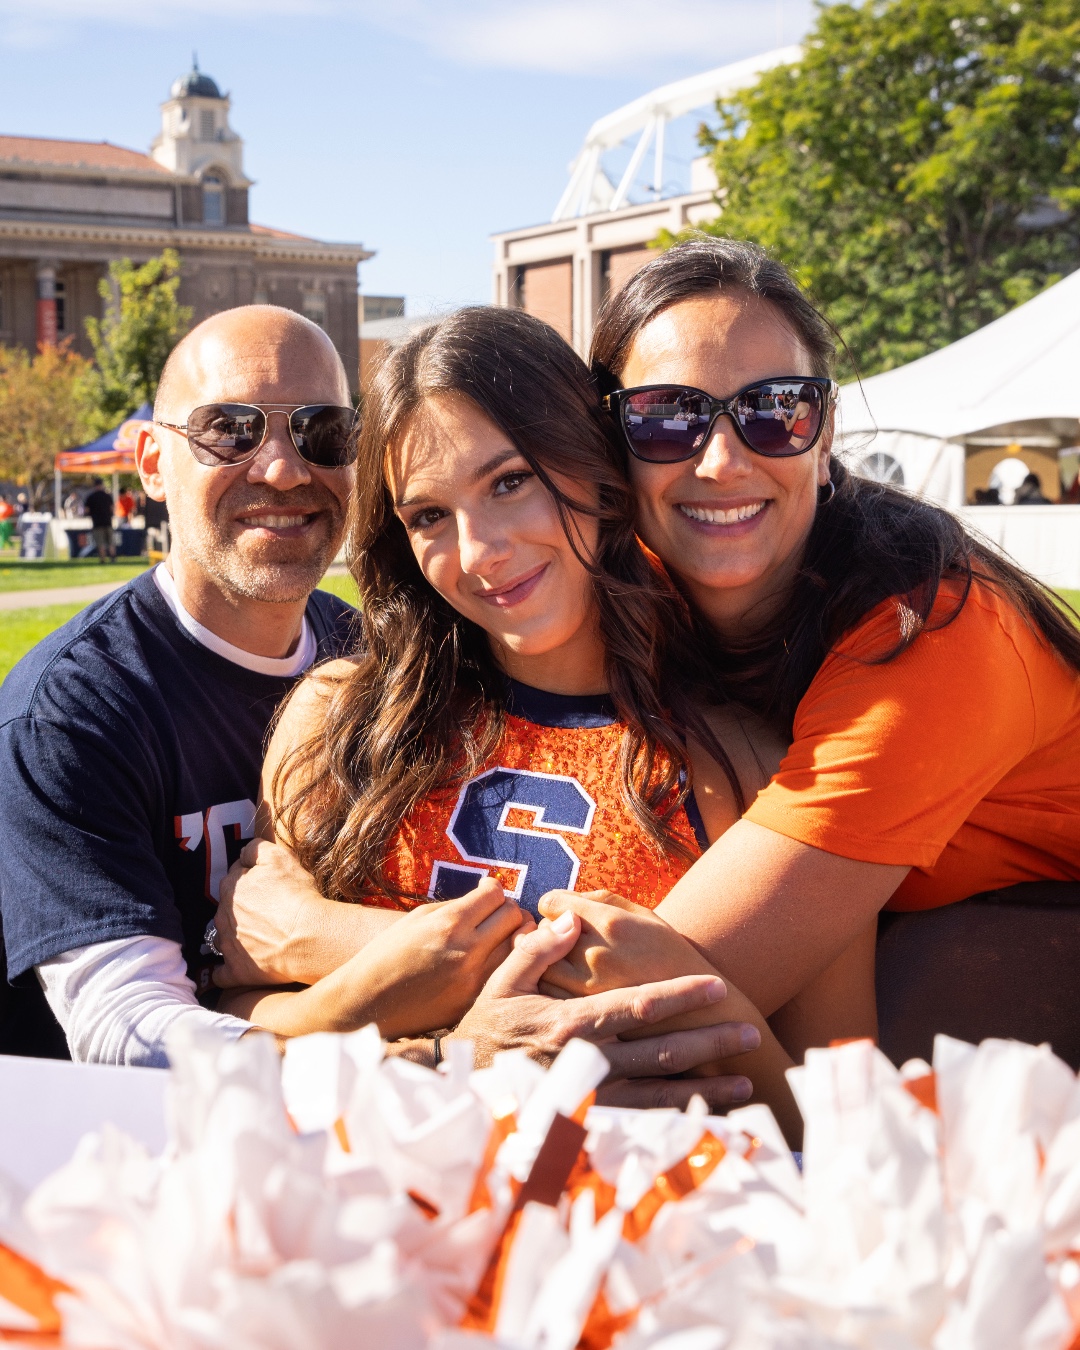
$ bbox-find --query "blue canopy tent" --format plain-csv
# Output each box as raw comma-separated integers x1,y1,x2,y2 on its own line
53,403,154,516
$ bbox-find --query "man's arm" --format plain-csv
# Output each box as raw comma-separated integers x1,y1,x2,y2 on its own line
0,714,189,1029
210,660,408,990
212,839,402,988
37,935,249,1067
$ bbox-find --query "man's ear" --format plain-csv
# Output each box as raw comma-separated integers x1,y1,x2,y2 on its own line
136,426,167,502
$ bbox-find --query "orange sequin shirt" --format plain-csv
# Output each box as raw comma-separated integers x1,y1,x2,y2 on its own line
380,681,706,917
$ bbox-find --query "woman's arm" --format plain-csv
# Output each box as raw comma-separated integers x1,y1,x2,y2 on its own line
216,880,527,1038
656,822,906,1018
530,705,890,1129
540,827,905,1022
766,915,879,1061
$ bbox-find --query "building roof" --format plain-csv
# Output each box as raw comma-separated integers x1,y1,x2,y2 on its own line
0,135,169,175
249,223,316,242
170,65,223,100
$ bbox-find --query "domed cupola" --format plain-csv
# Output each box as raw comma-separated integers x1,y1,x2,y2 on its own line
170,58,223,101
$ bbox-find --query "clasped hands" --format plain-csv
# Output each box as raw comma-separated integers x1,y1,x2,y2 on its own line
212,839,759,1110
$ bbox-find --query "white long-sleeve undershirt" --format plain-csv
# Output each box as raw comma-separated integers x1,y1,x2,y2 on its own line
37,935,249,1068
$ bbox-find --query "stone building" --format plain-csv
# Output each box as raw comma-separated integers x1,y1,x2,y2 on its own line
0,62,370,388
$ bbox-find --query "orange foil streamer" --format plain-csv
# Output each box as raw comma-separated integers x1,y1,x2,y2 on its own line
0,1243,70,1339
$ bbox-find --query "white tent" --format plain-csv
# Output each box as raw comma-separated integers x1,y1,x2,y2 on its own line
838,266,1080,444
835,268,1080,589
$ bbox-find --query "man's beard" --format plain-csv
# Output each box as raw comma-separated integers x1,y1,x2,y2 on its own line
172,483,346,605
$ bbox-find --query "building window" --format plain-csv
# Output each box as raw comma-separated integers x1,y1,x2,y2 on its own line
54,280,66,334
362,295,405,322
302,290,327,329
202,175,224,226
200,109,215,141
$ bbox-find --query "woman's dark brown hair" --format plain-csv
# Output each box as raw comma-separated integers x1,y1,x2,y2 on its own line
591,234,1080,733
277,305,740,905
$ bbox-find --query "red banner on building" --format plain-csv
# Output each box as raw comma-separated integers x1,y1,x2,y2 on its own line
36,298,58,348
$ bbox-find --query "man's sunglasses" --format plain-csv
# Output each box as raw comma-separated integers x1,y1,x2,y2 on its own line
155,403,359,469
604,377,837,462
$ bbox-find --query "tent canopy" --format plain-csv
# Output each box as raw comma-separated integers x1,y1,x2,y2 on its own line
55,403,154,474
838,269,1080,442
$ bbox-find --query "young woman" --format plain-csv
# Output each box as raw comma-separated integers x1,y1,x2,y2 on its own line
216,305,820,1142
535,236,1080,1064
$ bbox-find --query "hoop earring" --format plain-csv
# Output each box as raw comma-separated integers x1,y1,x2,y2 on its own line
818,478,836,505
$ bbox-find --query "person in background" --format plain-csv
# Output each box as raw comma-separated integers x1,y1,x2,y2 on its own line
83,477,116,563
1015,472,1050,504
0,498,14,551
117,486,136,526
144,490,170,556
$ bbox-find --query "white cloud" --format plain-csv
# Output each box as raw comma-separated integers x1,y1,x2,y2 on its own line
378,0,814,76
0,0,815,73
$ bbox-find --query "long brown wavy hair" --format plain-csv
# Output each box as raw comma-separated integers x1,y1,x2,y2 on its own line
591,235,1080,734
276,305,740,905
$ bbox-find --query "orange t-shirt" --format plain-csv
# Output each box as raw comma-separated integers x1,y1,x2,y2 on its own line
744,579,1080,909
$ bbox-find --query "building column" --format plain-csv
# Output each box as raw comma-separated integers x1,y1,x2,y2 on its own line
36,263,58,349
572,221,595,358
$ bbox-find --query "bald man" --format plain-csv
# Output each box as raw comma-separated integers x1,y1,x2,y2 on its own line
0,308,357,1063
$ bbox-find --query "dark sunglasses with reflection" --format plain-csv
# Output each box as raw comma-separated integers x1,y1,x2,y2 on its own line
604,377,837,463
155,403,359,469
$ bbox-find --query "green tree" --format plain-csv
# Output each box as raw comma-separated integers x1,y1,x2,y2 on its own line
674,0,1080,376
85,249,192,432
0,341,98,506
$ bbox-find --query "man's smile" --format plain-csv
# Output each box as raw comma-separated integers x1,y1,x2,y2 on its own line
236,510,321,535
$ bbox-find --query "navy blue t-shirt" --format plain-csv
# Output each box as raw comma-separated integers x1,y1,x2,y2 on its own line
0,570,356,1014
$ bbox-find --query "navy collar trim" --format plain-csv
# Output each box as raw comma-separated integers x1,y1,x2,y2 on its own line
504,678,616,728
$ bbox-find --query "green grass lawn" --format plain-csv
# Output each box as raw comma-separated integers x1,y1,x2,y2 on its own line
0,558,150,592
316,571,359,606
1059,590,1080,615
0,604,85,680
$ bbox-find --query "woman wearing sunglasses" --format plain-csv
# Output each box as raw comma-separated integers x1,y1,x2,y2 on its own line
536,236,1080,1065
214,303,854,1144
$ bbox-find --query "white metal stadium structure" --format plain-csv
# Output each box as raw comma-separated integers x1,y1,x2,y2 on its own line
550,46,801,222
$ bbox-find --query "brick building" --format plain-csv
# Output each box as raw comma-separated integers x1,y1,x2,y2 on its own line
0,62,371,389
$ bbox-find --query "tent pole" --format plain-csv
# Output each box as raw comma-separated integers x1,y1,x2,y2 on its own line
54,466,62,519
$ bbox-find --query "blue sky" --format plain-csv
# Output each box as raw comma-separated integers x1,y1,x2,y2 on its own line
0,0,816,313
